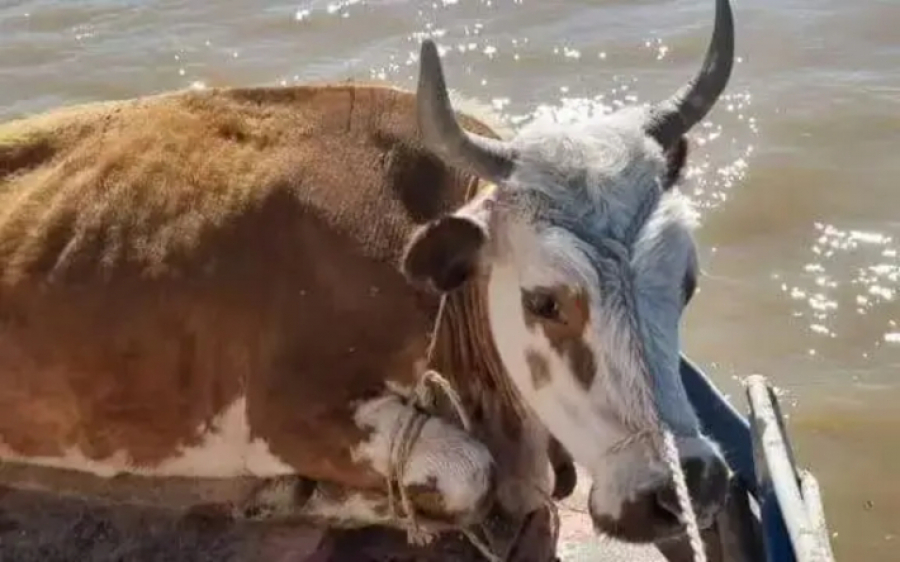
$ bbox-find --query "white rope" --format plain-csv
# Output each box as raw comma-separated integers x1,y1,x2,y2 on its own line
416,369,472,433
385,365,507,560
385,398,433,545
384,294,505,559
383,287,563,562
602,425,707,562
605,426,708,562
661,429,708,562
383,295,448,543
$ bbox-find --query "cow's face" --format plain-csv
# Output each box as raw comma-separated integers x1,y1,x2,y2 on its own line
402,0,735,544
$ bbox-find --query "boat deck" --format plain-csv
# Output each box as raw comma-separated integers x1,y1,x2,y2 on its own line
557,468,666,562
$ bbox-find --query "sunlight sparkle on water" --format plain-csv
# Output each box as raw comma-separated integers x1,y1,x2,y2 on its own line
326,0,363,15
644,37,669,60
682,90,756,211
784,223,900,345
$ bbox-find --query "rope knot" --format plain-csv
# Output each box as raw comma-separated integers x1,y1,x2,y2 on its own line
382,296,509,560
385,368,471,546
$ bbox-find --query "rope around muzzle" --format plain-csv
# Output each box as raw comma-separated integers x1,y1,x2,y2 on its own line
661,430,708,562
617,429,707,562
384,366,470,546
383,295,561,562
386,369,559,562
568,428,707,562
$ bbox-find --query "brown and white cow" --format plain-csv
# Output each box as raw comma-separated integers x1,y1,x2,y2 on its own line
0,81,563,549
0,0,735,556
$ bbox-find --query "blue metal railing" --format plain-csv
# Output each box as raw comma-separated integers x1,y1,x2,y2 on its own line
679,357,836,562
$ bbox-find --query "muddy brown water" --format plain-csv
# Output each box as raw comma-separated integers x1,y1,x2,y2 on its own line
1,0,898,560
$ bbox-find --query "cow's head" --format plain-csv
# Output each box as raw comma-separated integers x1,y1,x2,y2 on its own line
402,0,734,544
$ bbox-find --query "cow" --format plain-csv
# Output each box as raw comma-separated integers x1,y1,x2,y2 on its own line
0,0,735,559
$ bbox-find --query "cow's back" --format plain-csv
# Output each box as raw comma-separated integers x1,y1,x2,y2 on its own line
0,84,493,483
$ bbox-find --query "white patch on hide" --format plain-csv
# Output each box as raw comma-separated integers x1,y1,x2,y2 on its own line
485,258,669,520
0,396,295,478
242,476,394,527
304,490,394,526
350,394,494,515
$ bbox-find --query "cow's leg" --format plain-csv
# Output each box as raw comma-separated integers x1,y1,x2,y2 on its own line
238,477,404,530
245,393,496,531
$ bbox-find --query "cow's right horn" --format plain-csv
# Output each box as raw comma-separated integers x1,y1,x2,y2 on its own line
645,0,735,149
416,39,516,183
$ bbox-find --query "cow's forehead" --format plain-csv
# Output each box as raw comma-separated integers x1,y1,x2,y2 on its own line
501,167,697,298
509,179,699,432
491,105,698,293
504,116,667,230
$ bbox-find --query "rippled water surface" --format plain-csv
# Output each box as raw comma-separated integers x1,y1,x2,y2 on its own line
1,0,898,559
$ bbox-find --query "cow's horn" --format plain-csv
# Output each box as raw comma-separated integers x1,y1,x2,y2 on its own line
416,39,515,182
645,0,735,148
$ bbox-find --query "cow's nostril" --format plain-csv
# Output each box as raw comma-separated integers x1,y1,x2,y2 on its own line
697,454,730,514
652,483,682,523
662,454,730,525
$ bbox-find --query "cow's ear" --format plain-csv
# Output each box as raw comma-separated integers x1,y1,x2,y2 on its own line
662,136,689,190
402,216,486,292
401,187,496,293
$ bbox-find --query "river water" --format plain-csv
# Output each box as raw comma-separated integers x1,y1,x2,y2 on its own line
0,0,897,559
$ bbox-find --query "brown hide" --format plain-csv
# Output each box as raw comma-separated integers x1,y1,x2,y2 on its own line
0,84,536,502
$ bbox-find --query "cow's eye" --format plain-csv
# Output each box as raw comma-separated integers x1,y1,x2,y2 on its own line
522,290,562,321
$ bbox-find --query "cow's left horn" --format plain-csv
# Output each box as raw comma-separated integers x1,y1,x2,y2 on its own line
645,0,735,148
416,39,515,182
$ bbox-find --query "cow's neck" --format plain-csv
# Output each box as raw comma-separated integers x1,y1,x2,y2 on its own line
422,175,529,440
428,279,527,441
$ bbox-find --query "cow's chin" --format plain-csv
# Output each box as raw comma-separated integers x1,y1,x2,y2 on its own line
588,486,688,544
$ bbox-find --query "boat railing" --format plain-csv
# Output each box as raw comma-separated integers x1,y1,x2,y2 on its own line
679,357,837,562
